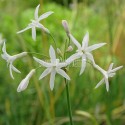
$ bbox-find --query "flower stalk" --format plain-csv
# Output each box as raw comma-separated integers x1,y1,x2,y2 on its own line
65,79,74,125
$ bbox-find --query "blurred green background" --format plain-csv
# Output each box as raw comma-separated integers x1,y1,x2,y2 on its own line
0,0,125,125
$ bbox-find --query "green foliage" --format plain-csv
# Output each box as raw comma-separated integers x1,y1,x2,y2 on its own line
0,1,125,125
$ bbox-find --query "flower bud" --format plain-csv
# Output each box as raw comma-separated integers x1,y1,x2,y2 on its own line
17,69,36,92
57,48,62,56
66,45,73,52
62,20,70,36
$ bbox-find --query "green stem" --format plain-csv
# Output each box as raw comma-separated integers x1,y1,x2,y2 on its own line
65,79,74,125
27,52,49,58
49,34,57,49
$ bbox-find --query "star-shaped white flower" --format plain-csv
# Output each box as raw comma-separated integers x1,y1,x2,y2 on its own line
1,42,27,79
17,4,53,41
33,45,70,90
17,69,36,92
95,63,123,91
66,32,106,75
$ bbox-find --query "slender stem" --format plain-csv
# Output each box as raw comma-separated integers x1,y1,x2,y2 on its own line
65,79,74,125
49,34,57,49
27,52,49,58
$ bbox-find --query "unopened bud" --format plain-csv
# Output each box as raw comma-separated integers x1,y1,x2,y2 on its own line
62,20,70,36
17,69,36,92
57,48,62,56
66,45,73,52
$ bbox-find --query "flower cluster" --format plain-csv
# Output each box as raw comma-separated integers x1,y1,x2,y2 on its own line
1,4,123,92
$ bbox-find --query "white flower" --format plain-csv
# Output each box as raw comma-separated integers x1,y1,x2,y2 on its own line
1,42,27,79
17,69,36,92
33,45,70,90
66,32,106,75
17,4,54,41
95,63,123,91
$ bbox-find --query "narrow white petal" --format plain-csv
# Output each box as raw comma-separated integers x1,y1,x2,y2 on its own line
9,65,14,79
34,4,40,20
86,52,95,65
37,23,50,33
111,66,123,73
1,42,9,60
17,26,31,34
57,62,67,68
95,78,104,89
39,68,51,80
105,78,109,92
66,52,82,65
82,32,89,49
108,63,114,71
50,69,56,90
1,53,8,60
56,68,70,80
86,43,106,52
33,57,52,67
32,27,36,41
80,55,86,75
94,64,108,79
49,45,56,63
2,41,6,53
109,72,116,77
11,65,21,73
69,34,81,49
13,52,27,60
38,11,54,21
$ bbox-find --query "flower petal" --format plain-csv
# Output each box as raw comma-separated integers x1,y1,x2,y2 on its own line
111,66,123,73
50,69,56,90
34,4,40,20
37,23,50,33
13,52,27,60
49,45,56,63
56,68,70,80
38,11,54,21
79,55,86,75
108,63,114,71
1,42,9,60
86,52,95,65
57,62,67,68
104,78,109,92
109,72,116,77
11,65,21,73
32,27,36,41
95,78,104,89
39,68,51,80
82,32,89,49
2,41,6,53
33,57,52,67
94,64,108,79
17,26,31,34
9,65,14,79
69,34,81,49
86,43,106,52
66,52,82,65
